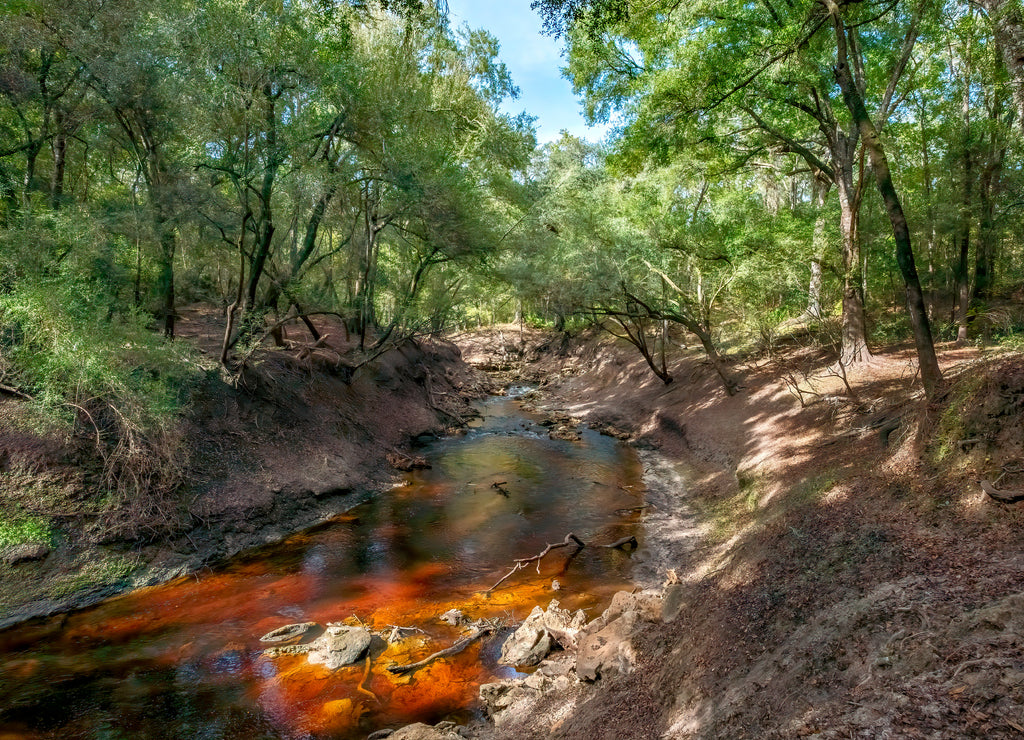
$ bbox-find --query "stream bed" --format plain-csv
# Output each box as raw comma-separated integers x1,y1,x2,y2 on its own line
0,389,646,739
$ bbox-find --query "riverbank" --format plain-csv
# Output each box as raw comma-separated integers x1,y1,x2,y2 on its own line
0,306,495,630
454,325,1024,739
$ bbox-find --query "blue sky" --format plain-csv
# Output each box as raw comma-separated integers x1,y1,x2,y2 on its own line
445,0,611,144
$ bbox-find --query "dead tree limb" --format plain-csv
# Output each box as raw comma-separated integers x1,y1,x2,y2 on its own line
980,479,1024,504
386,627,492,675
486,533,586,594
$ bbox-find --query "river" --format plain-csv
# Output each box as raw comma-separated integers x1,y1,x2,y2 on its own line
0,389,645,739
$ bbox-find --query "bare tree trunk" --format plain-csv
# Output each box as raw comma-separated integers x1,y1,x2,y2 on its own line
832,10,942,399
807,178,830,320
955,121,973,344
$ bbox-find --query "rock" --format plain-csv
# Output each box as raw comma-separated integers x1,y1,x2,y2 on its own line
259,622,320,644
576,611,637,682
661,584,688,623
388,720,468,739
1,542,50,566
262,644,312,658
500,624,553,668
479,672,569,727
499,600,587,668
306,625,372,670
439,609,467,626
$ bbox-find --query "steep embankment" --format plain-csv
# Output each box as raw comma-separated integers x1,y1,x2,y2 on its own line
0,308,493,629
455,326,1024,740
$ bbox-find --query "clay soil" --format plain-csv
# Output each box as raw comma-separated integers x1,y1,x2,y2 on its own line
453,325,1024,740
0,306,494,629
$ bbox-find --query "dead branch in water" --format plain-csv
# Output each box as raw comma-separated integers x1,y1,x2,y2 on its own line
486,533,585,594
485,532,638,594
386,626,492,675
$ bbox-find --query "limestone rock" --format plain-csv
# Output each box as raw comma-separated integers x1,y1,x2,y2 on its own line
575,611,637,682
499,600,586,668
306,625,372,670
479,672,571,727
388,720,469,739
262,644,312,658
259,622,320,644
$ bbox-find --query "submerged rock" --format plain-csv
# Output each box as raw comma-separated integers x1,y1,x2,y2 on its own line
259,622,320,644
306,625,372,670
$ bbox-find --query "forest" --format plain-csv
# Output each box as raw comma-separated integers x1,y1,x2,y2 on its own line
3,1,1024,738
2,0,1023,444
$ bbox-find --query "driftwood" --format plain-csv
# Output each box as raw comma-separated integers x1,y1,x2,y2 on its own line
486,532,638,594
486,533,586,593
386,626,492,675
980,479,1024,504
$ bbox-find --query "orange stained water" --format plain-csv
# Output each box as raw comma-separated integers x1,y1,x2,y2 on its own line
0,392,645,739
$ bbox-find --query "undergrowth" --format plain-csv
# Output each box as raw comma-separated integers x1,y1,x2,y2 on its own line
0,217,209,538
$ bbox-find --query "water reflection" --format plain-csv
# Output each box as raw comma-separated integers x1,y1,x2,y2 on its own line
0,393,644,739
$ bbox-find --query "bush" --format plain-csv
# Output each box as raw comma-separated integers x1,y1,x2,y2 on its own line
0,270,205,535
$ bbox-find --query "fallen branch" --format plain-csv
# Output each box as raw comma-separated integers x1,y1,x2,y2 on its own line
386,627,492,675
980,480,1024,504
0,381,33,401
486,533,586,594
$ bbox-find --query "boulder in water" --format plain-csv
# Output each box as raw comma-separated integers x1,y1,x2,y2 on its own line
306,625,372,670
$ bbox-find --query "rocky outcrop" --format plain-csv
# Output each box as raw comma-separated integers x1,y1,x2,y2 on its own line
498,599,587,668
481,588,666,727
377,720,474,739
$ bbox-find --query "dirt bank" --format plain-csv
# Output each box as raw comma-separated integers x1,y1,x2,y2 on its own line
0,308,494,630
454,326,1024,739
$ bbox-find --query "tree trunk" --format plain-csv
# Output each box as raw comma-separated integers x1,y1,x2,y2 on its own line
976,0,1024,122
835,176,872,364
51,128,67,209
832,11,942,399
806,178,830,320
955,129,973,344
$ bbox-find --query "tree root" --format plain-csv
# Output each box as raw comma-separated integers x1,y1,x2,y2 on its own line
980,479,1024,504
386,626,492,675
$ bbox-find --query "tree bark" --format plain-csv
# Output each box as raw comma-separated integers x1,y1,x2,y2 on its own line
831,9,942,399
975,0,1024,122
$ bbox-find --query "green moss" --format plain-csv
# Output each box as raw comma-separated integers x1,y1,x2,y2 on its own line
930,372,987,465
0,512,53,547
48,551,142,600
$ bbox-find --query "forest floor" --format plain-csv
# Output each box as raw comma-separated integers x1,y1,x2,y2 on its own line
451,324,1024,740
0,305,494,629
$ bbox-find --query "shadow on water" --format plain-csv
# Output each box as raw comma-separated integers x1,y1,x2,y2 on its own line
0,391,645,739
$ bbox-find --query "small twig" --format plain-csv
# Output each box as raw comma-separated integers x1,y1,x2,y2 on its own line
386,627,492,675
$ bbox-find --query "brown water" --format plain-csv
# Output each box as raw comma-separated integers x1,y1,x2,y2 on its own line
0,390,645,739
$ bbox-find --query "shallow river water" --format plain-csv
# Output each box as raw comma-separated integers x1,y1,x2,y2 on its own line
0,390,645,739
